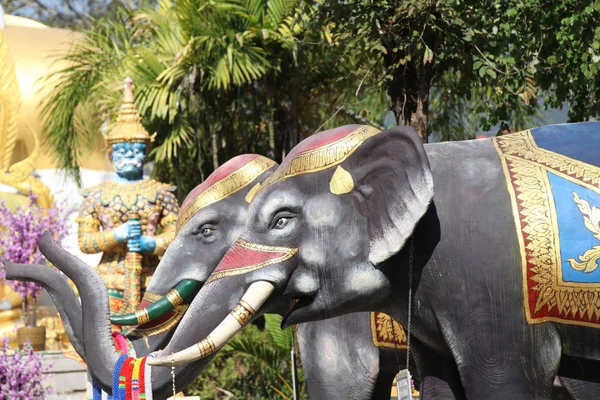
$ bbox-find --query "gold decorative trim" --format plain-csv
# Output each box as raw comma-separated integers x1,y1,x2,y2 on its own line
258,126,380,194
177,156,276,232
245,182,261,203
166,289,184,307
89,179,175,208
370,312,407,349
493,130,600,328
136,308,150,325
104,78,155,151
197,336,216,357
495,130,600,193
142,291,163,303
230,300,255,326
234,238,297,253
127,305,188,338
206,238,298,284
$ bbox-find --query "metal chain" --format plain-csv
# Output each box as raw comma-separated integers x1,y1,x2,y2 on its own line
406,235,415,371
171,359,176,398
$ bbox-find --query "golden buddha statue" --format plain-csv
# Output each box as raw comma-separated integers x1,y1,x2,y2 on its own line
0,15,55,341
76,78,179,315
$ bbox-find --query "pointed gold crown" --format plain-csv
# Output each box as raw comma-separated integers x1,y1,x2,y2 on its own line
104,77,156,152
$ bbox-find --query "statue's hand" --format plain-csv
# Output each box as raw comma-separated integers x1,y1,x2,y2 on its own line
127,236,154,253
139,236,156,253
114,221,142,243
127,237,141,252
114,223,129,242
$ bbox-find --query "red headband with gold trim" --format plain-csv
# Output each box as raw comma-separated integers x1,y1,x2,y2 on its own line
258,125,380,195
177,155,276,232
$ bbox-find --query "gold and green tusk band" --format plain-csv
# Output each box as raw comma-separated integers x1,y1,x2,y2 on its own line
110,280,199,326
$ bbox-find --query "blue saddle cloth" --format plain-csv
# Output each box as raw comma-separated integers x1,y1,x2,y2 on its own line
531,121,600,167
493,123,600,327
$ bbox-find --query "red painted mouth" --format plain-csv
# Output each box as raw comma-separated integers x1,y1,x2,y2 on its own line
207,239,298,283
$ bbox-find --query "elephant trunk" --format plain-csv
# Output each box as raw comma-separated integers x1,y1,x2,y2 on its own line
1,260,85,357
148,280,275,366
38,232,214,397
110,280,198,326
38,232,118,390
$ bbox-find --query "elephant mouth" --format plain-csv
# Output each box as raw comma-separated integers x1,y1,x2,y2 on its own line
280,293,316,329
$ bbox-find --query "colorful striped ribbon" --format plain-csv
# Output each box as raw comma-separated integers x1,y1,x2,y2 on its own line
92,381,103,400
112,354,129,400
131,357,144,400
138,357,147,400
112,331,128,353
121,357,135,400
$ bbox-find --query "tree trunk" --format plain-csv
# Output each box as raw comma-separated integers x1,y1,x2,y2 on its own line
211,132,219,170
389,62,430,143
268,118,275,160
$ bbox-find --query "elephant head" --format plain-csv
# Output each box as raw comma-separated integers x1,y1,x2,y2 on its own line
149,124,434,366
112,154,277,346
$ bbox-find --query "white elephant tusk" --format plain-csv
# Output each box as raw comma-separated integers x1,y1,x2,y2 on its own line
147,280,275,366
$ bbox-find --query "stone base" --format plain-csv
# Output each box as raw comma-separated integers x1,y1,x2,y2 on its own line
42,350,87,400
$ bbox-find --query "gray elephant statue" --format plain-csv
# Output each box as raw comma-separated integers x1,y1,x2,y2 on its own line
4,153,407,399
147,123,600,400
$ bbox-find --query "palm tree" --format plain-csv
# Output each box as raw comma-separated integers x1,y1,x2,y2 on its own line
40,0,325,196
222,314,305,400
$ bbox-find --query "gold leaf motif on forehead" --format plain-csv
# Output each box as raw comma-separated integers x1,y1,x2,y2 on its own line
258,126,380,194
177,157,276,232
329,165,354,195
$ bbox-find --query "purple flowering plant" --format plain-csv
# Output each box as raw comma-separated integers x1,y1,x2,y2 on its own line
0,335,52,400
0,191,68,310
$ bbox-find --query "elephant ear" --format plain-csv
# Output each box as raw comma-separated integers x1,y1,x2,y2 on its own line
349,126,433,265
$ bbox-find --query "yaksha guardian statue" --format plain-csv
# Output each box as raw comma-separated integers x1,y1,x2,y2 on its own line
76,78,179,315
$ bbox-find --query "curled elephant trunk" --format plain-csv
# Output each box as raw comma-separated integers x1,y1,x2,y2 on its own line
110,280,198,326
1,259,85,357
147,280,275,366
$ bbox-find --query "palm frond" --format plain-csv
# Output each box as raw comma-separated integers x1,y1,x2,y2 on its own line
40,10,135,183
264,313,292,353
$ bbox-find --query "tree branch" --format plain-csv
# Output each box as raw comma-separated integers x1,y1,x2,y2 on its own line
325,104,384,130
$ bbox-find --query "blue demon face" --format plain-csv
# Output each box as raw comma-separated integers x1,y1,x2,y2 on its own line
111,142,147,180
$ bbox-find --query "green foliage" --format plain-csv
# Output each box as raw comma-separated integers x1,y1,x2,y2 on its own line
42,0,600,181
315,0,600,140
185,318,307,399
40,0,386,196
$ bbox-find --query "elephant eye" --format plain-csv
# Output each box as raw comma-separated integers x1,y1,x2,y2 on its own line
274,217,291,229
193,224,216,237
269,210,296,230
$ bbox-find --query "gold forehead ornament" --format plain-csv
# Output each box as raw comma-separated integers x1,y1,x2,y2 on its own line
176,156,276,232
258,125,380,196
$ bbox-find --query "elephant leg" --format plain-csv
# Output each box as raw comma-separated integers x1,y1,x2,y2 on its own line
559,377,600,400
452,321,561,400
372,349,401,400
411,339,464,400
296,314,380,400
